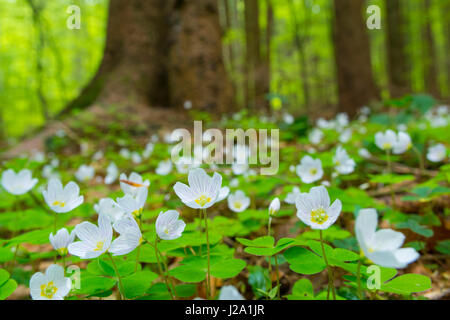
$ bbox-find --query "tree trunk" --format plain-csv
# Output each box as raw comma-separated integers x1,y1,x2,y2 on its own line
442,0,450,97
385,0,411,98
332,0,379,116
61,0,232,115
423,0,440,98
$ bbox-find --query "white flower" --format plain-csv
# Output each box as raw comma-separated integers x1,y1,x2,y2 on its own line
217,186,230,202
119,148,131,159
104,162,119,185
143,142,154,159
309,128,324,145
358,148,371,159
355,208,419,269
184,100,193,110
109,214,142,256
119,172,150,197
232,162,249,175
283,113,294,125
229,178,239,188
338,128,352,143
295,186,342,230
156,160,173,176
219,285,245,300
75,165,95,182
427,143,446,162
29,264,71,300
335,113,349,127
173,168,222,209
43,178,84,213
42,164,60,180
316,118,334,129
131,152,142,164
68,213,112,259
92,150,104,161
155,210,186,240
94,198,126,223
227,190,250,213
296,156,323,184
285,186,302,204
333,146,356,175
375,129,397,151
49,228,76,256
1,169,38,195
269,197,280,216
392,131,412,154
116,187,148,218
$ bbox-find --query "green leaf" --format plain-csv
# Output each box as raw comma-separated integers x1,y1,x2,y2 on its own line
236,236,274,248
0,247,14,263
122,271,158,299
396,219,433,238
211,258,246,279
284,247,326,275
381,274,432,295
73,274,116,296
285,278,314,300
435,240,450,255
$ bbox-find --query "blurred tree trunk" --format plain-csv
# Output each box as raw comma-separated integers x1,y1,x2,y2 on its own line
385,0,411,98
244,0,260,110
62,0,232,115
442,0,450,97
332,0,379,116
261,0,273,112
422,0,440,98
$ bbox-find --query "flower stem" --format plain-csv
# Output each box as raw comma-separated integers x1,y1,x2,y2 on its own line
268,217,272,236
154,237,175,300
107,252,125,300
357,258,363,300
386,150,396,209
319,230,336,300
274,255,281,300
203,208,211,299
412,145,424,176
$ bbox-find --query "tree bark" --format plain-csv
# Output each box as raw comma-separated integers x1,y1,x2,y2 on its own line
385,0,411,98
332,0,379,116
61,0,232,115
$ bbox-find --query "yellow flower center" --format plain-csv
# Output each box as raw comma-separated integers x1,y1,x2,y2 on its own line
382,142,391,150
132,208,143,219
57,247,68,256
40,281,58,299
93,241,104,252
234,201,242,209
52,201,65,208
309,168,317,175
310,207,329,225
195,195,211,207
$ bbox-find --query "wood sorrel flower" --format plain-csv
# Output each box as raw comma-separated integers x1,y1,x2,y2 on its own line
296,156,323,184
43,178,84,213
109,214,143,256
68,213,112,259
94,198,126,224
119,172,150,197
427,143,446,162
173,168,222,209
295,186,342,230
29,264,71,300
268,197,280,216
227,190,250,213
284,186,302,204
333,146,356,175
49,228,76,256
75,164,95,182
355,208,419,269
155,210,186,240
1,169,38,195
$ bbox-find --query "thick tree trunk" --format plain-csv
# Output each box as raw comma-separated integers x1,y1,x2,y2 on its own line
332,0,379,116
244,0,260,110
442,0,450,97
62,0,232,115
385,0,411,98
423,0,440,98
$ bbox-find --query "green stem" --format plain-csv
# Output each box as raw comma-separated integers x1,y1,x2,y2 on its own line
412,145,424,176
320,230,336,300
357,258,363,300
274,255,281,300
268,217,272,236
154,237,175,300
198,210,203,257
203,208,211,299
161,249,177,299
107,253,125,300
386,150,396,209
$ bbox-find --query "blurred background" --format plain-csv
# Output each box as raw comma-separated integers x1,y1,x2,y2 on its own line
0,0,449,144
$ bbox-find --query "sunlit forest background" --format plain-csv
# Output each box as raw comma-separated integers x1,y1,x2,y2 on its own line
0,0,449,142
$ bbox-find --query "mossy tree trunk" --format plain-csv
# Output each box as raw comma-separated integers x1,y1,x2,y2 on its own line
62,0,232,115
